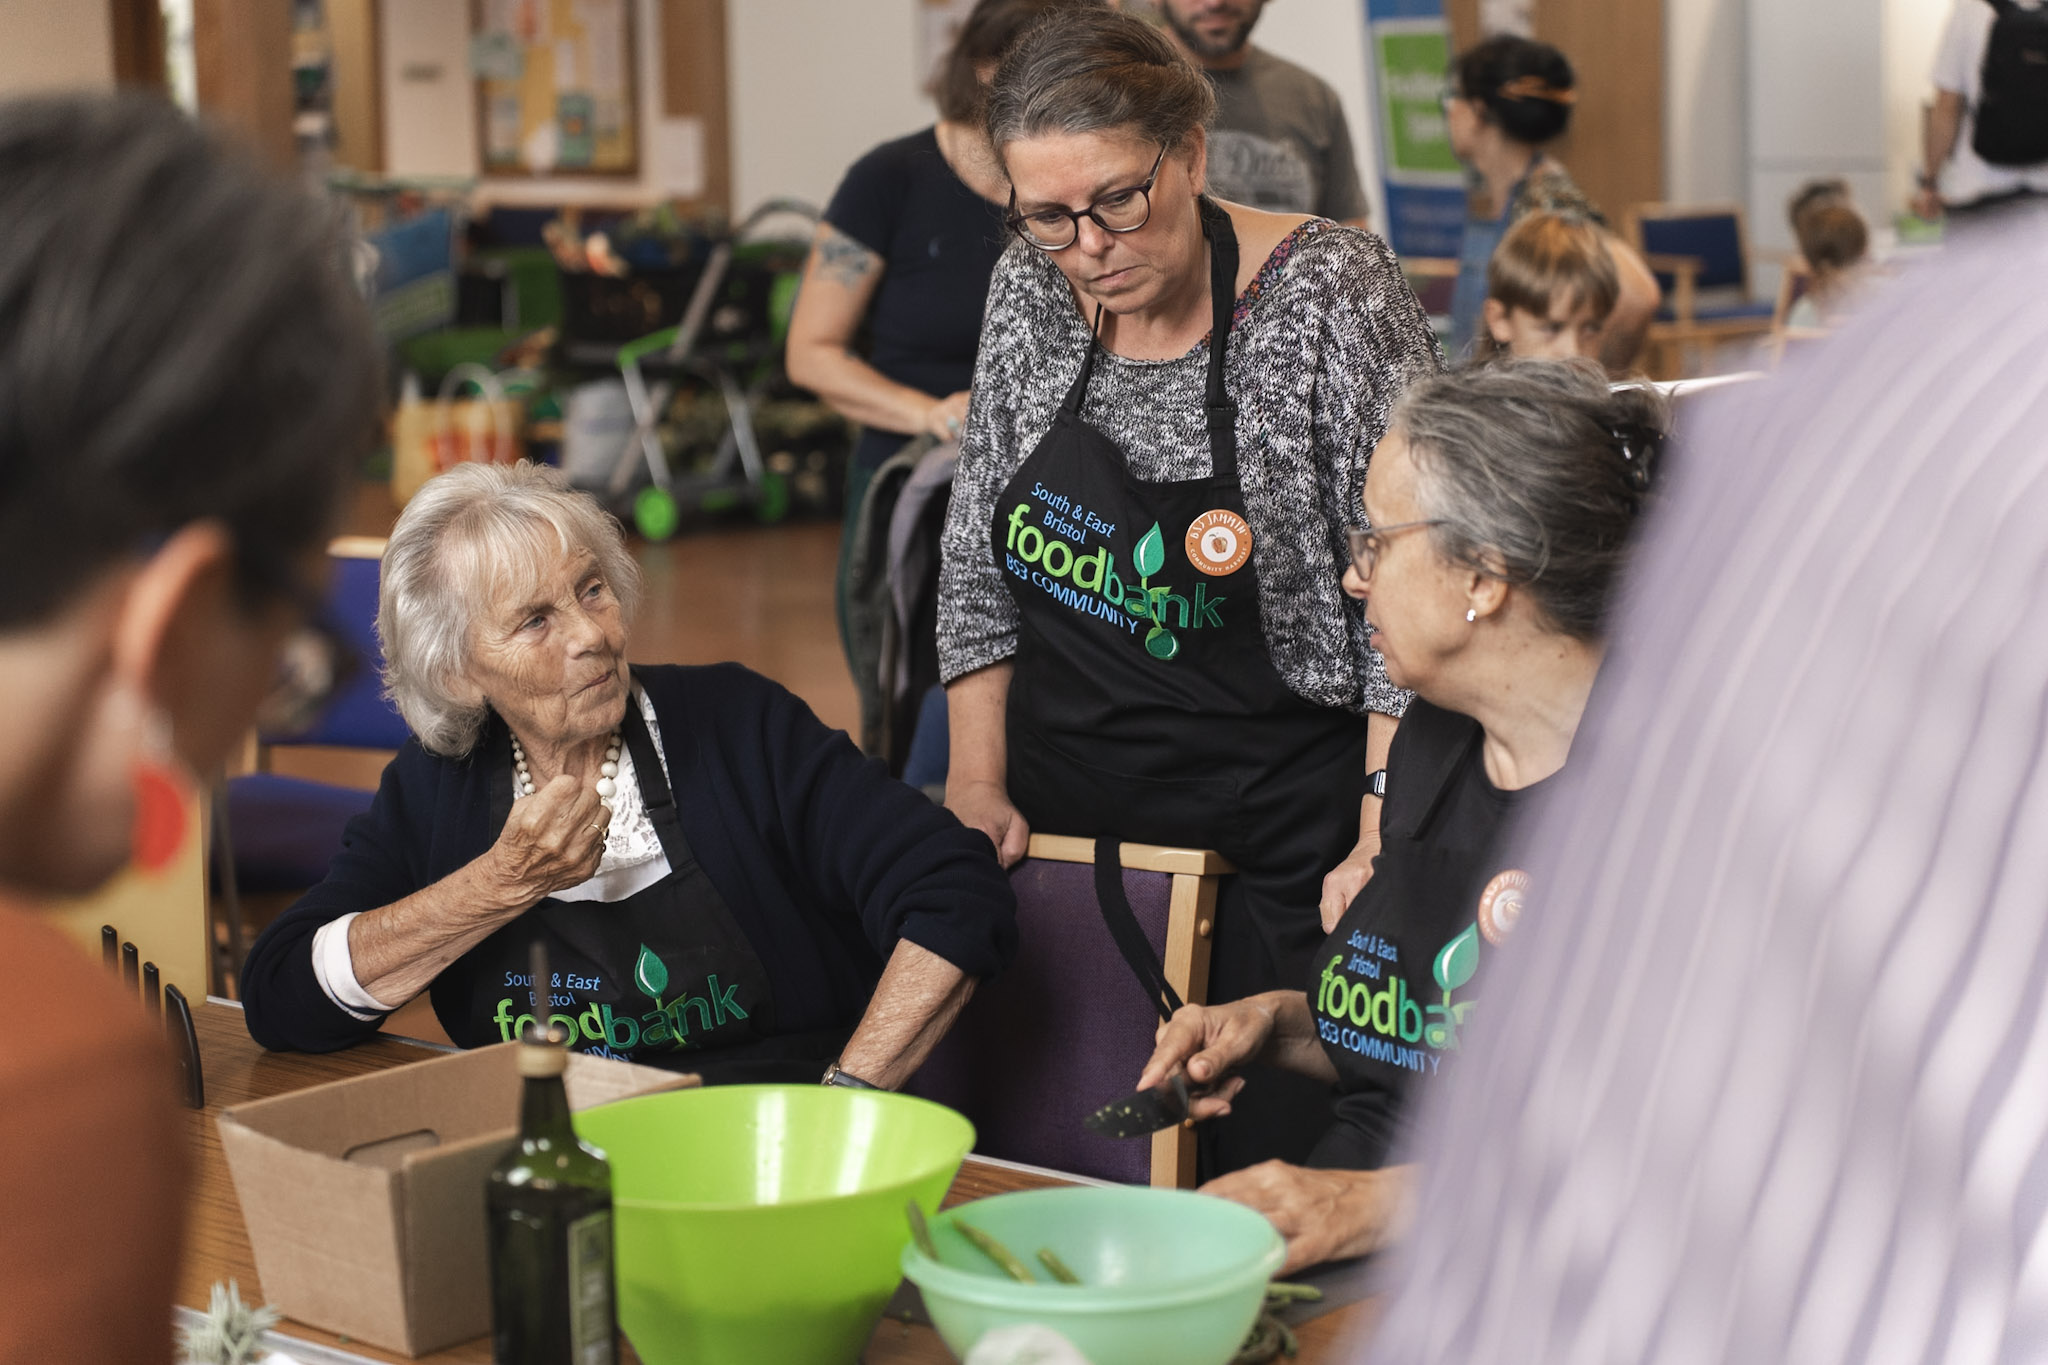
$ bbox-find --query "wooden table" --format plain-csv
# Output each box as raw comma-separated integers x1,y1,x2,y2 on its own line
183,1003,1372,1362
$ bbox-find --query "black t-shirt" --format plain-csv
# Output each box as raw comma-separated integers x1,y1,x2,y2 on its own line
823,127,1009,471
1305,700,1549,1170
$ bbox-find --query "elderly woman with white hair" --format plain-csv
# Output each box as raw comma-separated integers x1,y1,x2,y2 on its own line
242,462,1017,1087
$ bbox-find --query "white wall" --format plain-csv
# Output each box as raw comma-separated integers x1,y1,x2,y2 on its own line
1665,0,1956,252
381,0,723,207
380,0,1386,221
1745,0,1889,261
1885,0,1951,207
0,0,113,96
1664,0,1745,204
727,0,934,214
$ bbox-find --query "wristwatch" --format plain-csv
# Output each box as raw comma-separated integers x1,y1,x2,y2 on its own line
821,1062,880,1090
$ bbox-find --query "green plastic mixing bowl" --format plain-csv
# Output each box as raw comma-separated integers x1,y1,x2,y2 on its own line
574,1085,973,1365
900,1186,1286,1365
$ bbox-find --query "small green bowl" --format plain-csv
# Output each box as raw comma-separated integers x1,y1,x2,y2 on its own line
576,1085,973,1365
901,1186,1284,1365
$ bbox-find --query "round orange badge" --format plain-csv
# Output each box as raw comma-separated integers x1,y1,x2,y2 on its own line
1186,510,1253,576
1477,869,1530,946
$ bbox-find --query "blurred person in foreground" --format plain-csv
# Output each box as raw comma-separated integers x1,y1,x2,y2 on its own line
1135,361,1667,1272
1358,210,2048,1363
0,95,380,1362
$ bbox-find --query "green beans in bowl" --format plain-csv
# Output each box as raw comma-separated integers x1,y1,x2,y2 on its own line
901,1186,1285,1365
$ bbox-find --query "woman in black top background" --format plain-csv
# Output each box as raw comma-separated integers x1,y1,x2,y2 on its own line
786,0,1099,786
1134,361,1668,1272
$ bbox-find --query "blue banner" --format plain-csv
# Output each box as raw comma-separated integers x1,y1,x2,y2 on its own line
1362,0,1466,260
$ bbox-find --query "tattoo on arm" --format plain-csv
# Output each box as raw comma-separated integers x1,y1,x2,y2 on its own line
816,227,881,288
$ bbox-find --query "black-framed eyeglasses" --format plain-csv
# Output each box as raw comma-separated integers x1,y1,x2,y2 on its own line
254,577,360,739
1346,520,1446,578
1005,145,1168,252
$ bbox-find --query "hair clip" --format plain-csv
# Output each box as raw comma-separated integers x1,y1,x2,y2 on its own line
1497,76,1578,105
1608,425,1654,491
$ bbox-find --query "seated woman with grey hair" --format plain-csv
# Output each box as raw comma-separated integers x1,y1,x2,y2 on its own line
243,461,1016,1087
1134,360,1667,1270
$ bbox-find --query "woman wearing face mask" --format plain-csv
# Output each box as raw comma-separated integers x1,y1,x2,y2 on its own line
937,8,1440,1172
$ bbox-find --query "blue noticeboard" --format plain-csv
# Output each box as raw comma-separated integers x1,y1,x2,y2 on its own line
1361,0,1467,260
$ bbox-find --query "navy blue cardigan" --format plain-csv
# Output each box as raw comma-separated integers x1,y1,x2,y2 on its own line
241,663,1017,1054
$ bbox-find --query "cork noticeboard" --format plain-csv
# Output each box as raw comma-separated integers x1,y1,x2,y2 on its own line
472,0,639,177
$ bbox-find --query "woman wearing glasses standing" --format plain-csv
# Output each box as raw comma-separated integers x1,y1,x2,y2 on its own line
1134,362,1667,1270
937,8,1439,1173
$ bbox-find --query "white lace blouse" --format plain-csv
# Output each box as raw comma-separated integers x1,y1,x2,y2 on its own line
312,684,675,1019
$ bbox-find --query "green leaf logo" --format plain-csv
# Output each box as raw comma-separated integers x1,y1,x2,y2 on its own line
1134,523,1165,578
634,944,669,1002
1144,626,1179,660
1433,924,1480,995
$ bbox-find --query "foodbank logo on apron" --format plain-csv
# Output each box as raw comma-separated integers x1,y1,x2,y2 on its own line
1313,922,1482,1076
1004,490,1230,660
489,942,748,1055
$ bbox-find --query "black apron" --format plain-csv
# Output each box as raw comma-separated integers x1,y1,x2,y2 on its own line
991,198,1370,1169
433,692,853,1084
1306,701,1532,1170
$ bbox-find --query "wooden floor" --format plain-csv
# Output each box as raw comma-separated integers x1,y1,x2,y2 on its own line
345,480,859,736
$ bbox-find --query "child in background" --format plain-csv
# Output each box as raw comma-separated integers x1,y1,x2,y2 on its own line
1476,211,1619,363
1786,180,1871,330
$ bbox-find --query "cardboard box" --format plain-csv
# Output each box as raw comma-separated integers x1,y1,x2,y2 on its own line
218,1043,694,1356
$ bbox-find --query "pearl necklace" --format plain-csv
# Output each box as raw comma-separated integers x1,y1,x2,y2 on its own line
511,730,623,807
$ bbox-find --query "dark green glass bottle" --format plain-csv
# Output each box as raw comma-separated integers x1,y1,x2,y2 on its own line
486,1032,617,1365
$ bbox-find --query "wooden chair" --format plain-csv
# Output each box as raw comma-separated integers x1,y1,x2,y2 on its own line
49,782,211,1037
906,834,1231,1188
1625,203,1783,377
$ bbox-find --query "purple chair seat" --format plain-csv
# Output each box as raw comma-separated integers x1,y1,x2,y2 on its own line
222,772,373,895
907,857,1184,1185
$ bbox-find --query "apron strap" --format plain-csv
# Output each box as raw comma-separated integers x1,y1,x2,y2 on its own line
1061,304,1108,416
618,677,696,869
1092,836,1185,1024
1197,197,1241,480
1058,198,1242,484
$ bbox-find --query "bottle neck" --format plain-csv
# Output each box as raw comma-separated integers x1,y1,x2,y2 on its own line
519,1072,574,1141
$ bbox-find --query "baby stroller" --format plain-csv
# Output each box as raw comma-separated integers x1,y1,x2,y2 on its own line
597,199,819,540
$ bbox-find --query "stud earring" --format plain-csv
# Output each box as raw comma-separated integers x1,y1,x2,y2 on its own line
1465,608,1478,623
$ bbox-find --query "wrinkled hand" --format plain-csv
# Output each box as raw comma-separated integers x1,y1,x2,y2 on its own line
946,778,1030,868
485,774,610,904
1134,998,1279,1120
1319,833,1379,932
1201,1161,1412,1275
924,390,972,443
